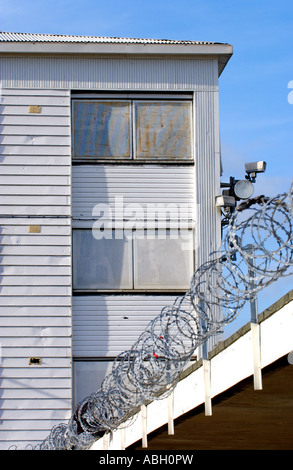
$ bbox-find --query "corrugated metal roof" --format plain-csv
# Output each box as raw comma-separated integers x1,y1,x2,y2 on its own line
0,31,221,45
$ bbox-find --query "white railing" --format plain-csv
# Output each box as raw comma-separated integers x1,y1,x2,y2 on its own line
90,292,293,450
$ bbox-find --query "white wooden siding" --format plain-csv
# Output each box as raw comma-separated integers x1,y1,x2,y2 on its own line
72,295,179,357
72,164,195,221
0,88,72,450
72,294,199,404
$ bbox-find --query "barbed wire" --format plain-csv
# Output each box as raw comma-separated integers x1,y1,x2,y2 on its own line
22,183,293,450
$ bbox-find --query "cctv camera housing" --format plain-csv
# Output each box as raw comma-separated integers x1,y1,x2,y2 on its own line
215,195,236,207
245,161,266,174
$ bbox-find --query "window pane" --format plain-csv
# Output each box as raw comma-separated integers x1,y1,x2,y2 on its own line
73,230,132,290
73,361,113,406
133,230,194,289
134,101,193,160
73,101,131,159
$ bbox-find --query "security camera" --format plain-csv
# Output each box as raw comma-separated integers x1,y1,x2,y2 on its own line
245,161,266,182
215,195,236,208
221,176,254,201
218,161,267,226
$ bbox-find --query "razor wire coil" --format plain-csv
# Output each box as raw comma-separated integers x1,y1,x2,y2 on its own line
23,184,293,450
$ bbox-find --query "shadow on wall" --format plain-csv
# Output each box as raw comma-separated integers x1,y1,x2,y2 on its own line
72,224,127,405
72,103,127,405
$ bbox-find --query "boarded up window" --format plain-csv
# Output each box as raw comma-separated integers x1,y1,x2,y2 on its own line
72,229,193,292
72,98,193,161
72,100,131,159
72,229,133,290
134,101,192,160
133,229,193,289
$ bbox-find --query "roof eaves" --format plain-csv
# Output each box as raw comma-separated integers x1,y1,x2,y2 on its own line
0,32,233,75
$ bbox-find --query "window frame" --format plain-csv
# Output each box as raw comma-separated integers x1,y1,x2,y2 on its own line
72,227,194,294
71,92,195,294
71,93,194,164
72,228,134,292
72,99,133,160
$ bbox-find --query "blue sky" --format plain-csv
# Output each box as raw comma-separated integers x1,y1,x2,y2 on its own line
0,0,292,336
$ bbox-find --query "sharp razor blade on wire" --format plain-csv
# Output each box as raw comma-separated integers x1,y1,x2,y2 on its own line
24,182,293,450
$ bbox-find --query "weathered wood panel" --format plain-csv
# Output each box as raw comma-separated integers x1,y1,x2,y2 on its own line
0,88,72,450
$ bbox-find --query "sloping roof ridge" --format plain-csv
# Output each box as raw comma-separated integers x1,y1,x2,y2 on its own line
0,31,225,45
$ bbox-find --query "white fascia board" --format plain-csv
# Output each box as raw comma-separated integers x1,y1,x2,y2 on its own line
0,41,233,56
0,42,233,74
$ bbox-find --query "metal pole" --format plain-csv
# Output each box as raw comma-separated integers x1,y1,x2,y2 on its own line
247,245,262,390
120,427,125,450
168,392,175,435
200,298,212,416
141,404,148,448
248,245,258,324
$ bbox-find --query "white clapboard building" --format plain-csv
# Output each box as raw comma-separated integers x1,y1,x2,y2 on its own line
0,32,232,449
